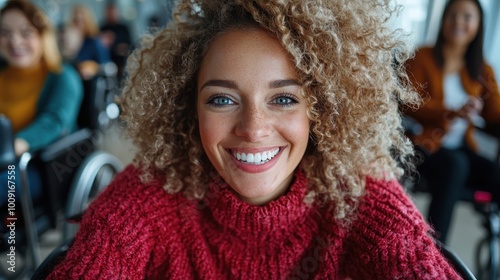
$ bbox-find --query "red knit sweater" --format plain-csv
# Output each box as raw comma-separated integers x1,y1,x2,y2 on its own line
48,165,460,279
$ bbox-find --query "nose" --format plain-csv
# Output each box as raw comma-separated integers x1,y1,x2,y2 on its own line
234,103,271,142
9,33,22,47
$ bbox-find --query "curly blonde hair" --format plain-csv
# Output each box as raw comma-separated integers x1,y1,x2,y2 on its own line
120,0,419,221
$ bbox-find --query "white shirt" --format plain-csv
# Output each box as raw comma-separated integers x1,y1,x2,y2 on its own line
441,73,469,149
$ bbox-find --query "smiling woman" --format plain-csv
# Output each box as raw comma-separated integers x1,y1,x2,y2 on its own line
197,29,310,205
48,0,462,279
403,0,500,245
0,0,82,210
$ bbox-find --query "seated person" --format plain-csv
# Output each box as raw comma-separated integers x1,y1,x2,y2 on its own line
68,5,110,80
48,0,460,278
57,24,83,64
403,0,500,244
0,0,83,223
99,3,132,81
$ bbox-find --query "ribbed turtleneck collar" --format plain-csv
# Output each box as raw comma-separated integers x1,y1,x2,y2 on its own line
206,170,311,233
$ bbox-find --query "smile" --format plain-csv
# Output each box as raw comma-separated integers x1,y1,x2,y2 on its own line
9,48,27,57
231,148,280,165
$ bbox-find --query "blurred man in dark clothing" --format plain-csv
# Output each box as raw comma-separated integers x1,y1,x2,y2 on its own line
100,3,132,81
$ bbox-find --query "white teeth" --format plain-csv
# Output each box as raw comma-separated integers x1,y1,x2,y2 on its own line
254,153,261,162
232,148,280,165
246,154,254,163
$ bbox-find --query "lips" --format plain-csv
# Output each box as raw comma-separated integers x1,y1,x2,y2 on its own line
231,148,280,165
226,147,284,173
8,48,27,58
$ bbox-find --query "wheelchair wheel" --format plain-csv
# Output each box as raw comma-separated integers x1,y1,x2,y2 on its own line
63,151,123,239
475,235,500,280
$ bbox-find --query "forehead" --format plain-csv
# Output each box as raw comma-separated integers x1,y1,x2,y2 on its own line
447,0,480,13
198,28,298,82
1,9,33,29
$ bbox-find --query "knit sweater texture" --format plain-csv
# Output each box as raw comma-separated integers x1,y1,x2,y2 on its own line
48,165,460,279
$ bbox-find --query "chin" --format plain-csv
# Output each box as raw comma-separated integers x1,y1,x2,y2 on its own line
10,60,31,68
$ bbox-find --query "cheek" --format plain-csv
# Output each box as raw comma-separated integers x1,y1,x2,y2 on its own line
281,113,310,148
32,41,43,58
198,113,230,151
469,22,480,35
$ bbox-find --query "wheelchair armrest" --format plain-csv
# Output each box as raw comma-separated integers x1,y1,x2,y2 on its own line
39,128,93,162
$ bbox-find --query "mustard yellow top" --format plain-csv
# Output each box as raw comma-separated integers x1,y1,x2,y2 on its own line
0,63,49,132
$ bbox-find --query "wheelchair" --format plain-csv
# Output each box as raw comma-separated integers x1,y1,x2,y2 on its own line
0,62,124,279
403,116,500,280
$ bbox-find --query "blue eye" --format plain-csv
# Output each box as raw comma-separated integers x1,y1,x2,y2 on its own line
271,95,298,107
207,95,234,107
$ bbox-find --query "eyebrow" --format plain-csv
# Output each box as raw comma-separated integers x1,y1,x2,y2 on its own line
269,79,301,88
200,79,301,90
200,80,238,90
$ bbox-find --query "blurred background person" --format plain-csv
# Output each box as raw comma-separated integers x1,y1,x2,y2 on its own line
100,2,131,82
58,24,83,65
404,0,500,244
0,0,83,235
69,4,110,80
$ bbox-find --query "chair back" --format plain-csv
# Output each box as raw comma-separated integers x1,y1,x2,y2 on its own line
437,240,477,280
0,114,16,169
78,62,118,130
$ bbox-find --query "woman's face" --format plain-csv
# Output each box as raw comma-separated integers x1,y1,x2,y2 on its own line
0,9,43,68
442,0,481,47
197,28,310,205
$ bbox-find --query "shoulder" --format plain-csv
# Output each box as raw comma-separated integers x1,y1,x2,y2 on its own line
353,177,430,238
407,46,434,65
362,177,414,206
341,178,460,278
415,46,433,56
45,65,82,93
482,63,497,79
48,64,79,81
87,37,104,47
81,37,101,49
61,63,79,76
84,164,184,225
88,164,169,209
